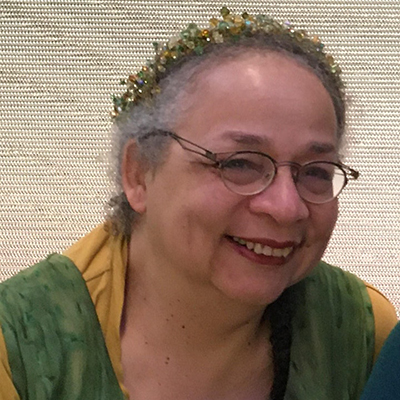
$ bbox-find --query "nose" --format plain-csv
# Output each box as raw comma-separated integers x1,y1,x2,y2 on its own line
248,167,310,225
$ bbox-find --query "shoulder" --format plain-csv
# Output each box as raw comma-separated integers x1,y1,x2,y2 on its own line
288,261,377,397
63,222,127,288
292,261,377,340
310,261,398,360
0,254,90,329
0,254,80,301
0,255,90,399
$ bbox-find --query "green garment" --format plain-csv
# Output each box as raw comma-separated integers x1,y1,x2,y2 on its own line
285,261,375,399
0,255,374,399
0,254,125,400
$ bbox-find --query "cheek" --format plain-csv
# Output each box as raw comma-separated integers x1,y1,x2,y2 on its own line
145,182,241,280
181,188,238,241
147,170,235,244
305,200,338,257
314,201,338,237
308,200,339,249
290,202,338,286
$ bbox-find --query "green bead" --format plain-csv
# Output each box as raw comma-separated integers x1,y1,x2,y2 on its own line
111,8,343,120
255,14,268,24
112,96,122,106
220,6,230,17
194,45,204,55
218,21,230,32
187,23,198,30
180,30,190,40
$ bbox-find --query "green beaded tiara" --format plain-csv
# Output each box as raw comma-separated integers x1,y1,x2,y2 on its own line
112,6,342,118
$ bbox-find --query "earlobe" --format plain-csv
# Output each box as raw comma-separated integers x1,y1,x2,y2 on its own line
121,139,148,214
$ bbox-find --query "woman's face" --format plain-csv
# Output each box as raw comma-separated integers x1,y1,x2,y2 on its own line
128,52,339,306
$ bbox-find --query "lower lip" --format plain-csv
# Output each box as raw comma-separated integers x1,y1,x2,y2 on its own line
226,237,293,266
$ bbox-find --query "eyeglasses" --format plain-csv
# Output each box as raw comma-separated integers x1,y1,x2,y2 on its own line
142,130,359,204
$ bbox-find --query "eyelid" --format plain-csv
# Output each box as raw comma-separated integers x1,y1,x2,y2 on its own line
216,150,274,157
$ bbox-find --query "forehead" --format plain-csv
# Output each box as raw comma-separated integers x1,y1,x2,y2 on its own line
175,52,338,156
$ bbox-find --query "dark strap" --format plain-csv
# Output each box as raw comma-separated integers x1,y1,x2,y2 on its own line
0,254,126,400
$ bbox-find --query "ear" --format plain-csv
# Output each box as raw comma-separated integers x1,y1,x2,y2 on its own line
121,139,148,214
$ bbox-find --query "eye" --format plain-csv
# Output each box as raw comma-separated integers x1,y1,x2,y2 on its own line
220,153,275,186
302,163,335,181
222,157,262,172
298,162,338,196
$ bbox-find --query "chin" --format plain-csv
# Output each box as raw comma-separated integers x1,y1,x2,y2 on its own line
212,248,316,307
217,278,291,307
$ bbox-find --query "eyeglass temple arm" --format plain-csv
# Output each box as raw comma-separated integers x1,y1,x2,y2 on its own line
144,131,360,180
341,163,359,180
163,131,219,162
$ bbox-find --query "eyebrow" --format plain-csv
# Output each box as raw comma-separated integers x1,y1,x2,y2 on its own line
219,131,265,146
219,130,337,155
307,141,337,155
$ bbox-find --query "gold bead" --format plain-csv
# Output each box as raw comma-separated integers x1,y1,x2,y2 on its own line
234,15,244,25
326,55,334,65
201,29,210,38
212,31,224,43
230,25,241,35
311,35,321,44
209,18,219,27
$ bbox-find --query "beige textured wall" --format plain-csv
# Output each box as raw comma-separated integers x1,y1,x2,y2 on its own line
1,1,399,315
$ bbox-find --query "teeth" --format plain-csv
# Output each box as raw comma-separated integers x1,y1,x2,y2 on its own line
272,248,287,257
254,243,263,254
232,236,293,258
272,248,280,257
282,248,291,257
246,241,254,250
262,246,272,256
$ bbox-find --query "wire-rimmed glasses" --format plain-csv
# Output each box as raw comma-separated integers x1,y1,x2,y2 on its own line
142,130,359,204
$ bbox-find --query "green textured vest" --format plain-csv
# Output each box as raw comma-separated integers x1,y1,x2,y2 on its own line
286,261,375,399
0,254,125,400
0,255,374,399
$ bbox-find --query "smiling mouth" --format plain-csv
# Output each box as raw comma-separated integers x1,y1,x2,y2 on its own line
230,236,294,258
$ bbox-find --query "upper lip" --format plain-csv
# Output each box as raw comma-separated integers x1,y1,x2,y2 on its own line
227,235,300,249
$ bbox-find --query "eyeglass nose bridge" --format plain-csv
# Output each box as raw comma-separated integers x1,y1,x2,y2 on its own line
270,160,302,183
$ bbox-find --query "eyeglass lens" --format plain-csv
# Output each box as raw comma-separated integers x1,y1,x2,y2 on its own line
219,153,346,203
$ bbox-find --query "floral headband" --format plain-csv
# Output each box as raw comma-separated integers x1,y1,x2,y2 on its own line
112,6,342,119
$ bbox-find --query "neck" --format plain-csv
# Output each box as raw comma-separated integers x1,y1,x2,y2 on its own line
120,232,274,400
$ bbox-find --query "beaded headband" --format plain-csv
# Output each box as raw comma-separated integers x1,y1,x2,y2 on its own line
112,6,342,119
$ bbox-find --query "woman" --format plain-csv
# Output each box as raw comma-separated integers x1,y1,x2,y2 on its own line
0,7,397,400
